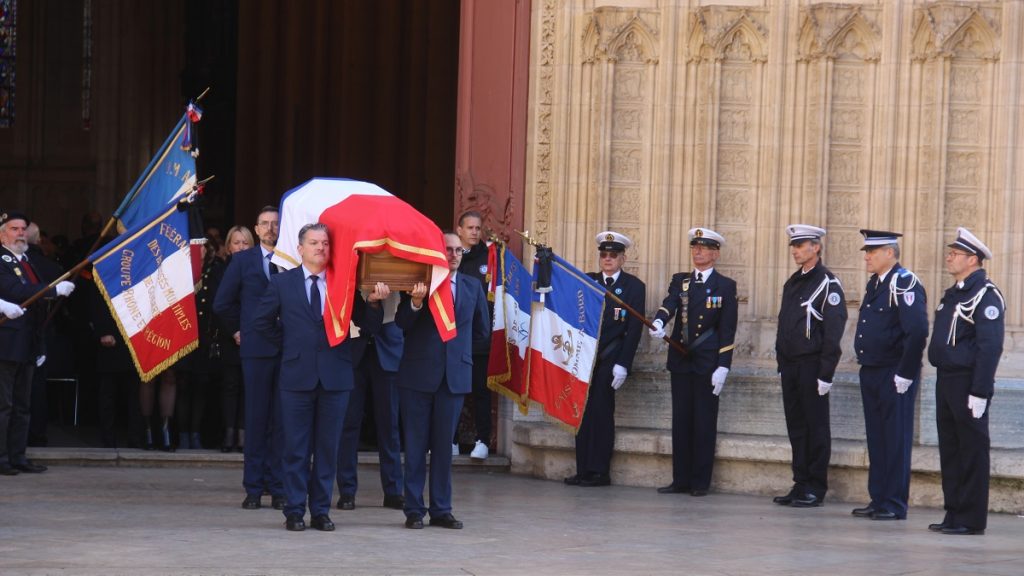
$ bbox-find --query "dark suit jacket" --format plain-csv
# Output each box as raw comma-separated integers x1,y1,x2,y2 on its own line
0,246,53,363
588,271,646,371
213,246,279,359
653,270,738,375
252,266,383,392
396,273,490,394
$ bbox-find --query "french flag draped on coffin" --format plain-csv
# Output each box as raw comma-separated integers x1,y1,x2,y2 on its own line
526,251,606,432
272,178,455,345
89,204,200,381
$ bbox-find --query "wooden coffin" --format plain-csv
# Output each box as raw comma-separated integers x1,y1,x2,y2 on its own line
356,250,432,291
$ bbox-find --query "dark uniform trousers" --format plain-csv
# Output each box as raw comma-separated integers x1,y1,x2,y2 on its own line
670,371,719,490
935,370,989,530
859,365,916,518
780,357,831,498
575,358,616,477
0,361,33,467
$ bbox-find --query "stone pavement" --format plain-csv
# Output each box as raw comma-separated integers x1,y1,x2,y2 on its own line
1,465,1021,575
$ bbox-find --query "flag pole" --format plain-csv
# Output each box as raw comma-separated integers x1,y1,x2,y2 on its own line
516,230,691,357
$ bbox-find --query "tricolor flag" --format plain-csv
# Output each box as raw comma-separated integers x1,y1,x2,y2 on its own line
526,253,605,432
272,178,455,346
90,204,199,382
114,105,202,232
486,243,533,409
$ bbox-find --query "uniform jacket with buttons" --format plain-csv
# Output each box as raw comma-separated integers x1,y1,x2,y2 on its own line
854,264,928,379
776,262,848,382
252,266,383,392
928,268,1005,398
587,271,646,371
653,270,737,375
0,246,53,363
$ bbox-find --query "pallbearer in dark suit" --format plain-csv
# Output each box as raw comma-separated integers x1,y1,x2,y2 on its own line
253,223,386,532
213,206,286,510
851,230,928,521
927,228,1004,536
396,232,490,530
564,231,645,488
650,227,737,497
773,224,847,508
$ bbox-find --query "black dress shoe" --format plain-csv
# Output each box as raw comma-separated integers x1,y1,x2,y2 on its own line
310,514,335,531
851,505,876,517
271,495,286,510
942,525,984,535
773,494,794,505
405,514,424,529
0,465,19,476
242,495,261,510
790,493,823,508
690,489,708,497
337,494,355,510
928,521,951,532
564,475,581,486
285,514,306,531
429,513,464,529
382,494,405,510
657,484,689,494
13,461,47,473
578,474,611,487
871,510,899,521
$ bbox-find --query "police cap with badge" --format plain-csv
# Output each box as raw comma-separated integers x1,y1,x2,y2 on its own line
0,210,30,228
859,229,902,250
596,231,632,253
786,224,826,245
948,226,993,261
689,227,724,249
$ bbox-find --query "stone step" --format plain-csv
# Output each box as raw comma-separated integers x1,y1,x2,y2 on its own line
25,446,511,472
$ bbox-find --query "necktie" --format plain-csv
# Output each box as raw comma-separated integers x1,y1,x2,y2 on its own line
694,271,703,284
450,278,457,304
605,277,614,288
20,257,40,284
264,253,273,279
309,275,322,319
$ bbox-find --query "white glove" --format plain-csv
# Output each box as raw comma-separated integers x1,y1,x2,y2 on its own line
649,319,666,339
35,355,46,367
611,364,628,390
0,299,24,319
55,281,75,297
817,379,832,396
967,395,988,419
711,366,729,396
894,375,913,395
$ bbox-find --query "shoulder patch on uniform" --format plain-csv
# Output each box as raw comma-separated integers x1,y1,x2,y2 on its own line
827,292,841,306
903,292,915,306
479,264,488,275
936,302,944,311
898,267,911,278
984,305,1000,320
1,255,11,263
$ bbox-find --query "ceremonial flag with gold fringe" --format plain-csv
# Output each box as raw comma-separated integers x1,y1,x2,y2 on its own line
89,204,199,382
486,242,533,411
272,178,455,346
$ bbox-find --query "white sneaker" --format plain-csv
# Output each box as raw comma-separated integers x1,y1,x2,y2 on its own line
470,440,489,460
452,442,460,456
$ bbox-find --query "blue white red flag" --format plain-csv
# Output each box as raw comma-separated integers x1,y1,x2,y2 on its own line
90,204,199,381
115,107,202,232
486,243,533,409
526,254,605,432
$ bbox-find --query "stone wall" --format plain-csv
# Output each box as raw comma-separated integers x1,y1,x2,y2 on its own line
509,0,1024,509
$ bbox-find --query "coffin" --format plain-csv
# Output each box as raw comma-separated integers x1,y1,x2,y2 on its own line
356,250,433,291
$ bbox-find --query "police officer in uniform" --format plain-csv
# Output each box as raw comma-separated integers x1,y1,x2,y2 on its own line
773,224,847,508
851,230,928,520
564,232,645,487
927,227,1004,536
649,227,737,497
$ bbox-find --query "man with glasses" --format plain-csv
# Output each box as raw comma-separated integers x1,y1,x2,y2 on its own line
214,206,286,510
927,228,1004,536
563,231,645,488
649,228,737,497
850,230,928,521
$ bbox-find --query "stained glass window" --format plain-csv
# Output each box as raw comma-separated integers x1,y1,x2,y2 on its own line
0,0,15,128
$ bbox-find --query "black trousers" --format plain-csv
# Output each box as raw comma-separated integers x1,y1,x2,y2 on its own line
670,370,719,490
780,357,831,498
0,360,34,467
935,370,989,530
574,359,615,477
470,351,492,444
98,370,141,447
859,365,916,518
221,363,244,431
